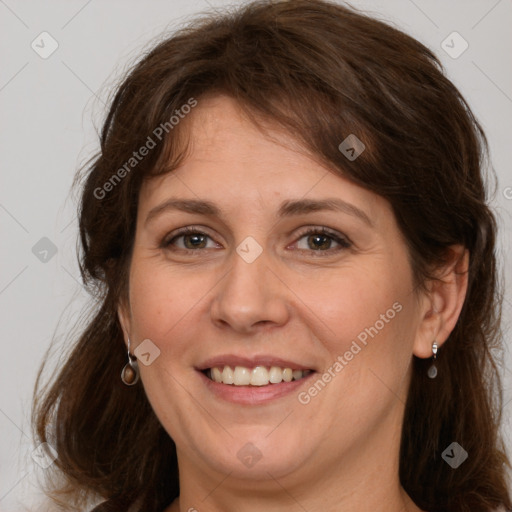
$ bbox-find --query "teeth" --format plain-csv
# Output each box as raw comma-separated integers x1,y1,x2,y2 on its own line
206,365,312,386
222,366,234,384
250,366,269,386
234,366,251,385
211,367,223,383
269,366,283,383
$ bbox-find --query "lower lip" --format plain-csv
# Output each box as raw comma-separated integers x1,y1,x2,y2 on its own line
197,370,316,405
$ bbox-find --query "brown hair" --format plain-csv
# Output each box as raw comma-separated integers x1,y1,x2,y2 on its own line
32,1,511,511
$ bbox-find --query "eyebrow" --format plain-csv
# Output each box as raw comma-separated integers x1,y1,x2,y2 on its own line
145,197,374,227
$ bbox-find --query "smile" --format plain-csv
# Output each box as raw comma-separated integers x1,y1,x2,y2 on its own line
204,365,314,386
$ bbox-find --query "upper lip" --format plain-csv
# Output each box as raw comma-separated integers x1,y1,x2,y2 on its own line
196,354,316,371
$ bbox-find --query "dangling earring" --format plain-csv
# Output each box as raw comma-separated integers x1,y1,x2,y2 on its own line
427,340,438,379
121,338,140,386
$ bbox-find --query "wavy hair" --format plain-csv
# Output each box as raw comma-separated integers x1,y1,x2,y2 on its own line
32,1,511,510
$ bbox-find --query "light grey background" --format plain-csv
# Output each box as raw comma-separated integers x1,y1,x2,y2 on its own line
1,0,511,509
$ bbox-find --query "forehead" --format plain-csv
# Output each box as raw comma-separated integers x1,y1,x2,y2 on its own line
179,95,323,177
138,94,388,221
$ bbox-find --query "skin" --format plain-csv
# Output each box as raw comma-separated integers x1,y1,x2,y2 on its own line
118,95,469,512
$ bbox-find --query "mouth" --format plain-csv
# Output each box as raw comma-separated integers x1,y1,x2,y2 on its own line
196,355,318,404
202,365,314,386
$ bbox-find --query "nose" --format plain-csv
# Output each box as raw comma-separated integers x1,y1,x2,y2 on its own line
210,246,290,334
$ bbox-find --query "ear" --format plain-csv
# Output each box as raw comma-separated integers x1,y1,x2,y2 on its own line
413,244,469,358
117,297,132,348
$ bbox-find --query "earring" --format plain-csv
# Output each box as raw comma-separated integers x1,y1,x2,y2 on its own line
427,340,438,379
121,338,140,386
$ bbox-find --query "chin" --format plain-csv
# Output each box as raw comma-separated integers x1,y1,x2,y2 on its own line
195,431,311,481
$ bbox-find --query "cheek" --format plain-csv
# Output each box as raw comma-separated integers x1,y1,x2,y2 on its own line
306,272,417,430
301,263,418,412
299,266,410,346
127,260,205,343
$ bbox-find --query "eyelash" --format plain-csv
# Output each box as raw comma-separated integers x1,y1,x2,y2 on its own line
161,226,352,256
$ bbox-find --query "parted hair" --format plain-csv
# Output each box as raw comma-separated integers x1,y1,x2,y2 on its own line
32,1,511,511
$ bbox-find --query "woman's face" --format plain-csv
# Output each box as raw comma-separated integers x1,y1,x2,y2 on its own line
119,95,430,487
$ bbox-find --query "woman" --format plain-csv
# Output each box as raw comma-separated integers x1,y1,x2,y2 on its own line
32,0,511,511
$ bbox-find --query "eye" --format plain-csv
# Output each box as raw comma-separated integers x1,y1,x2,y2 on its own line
161,226,351,255
293,227,351,254
161,227,219,251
